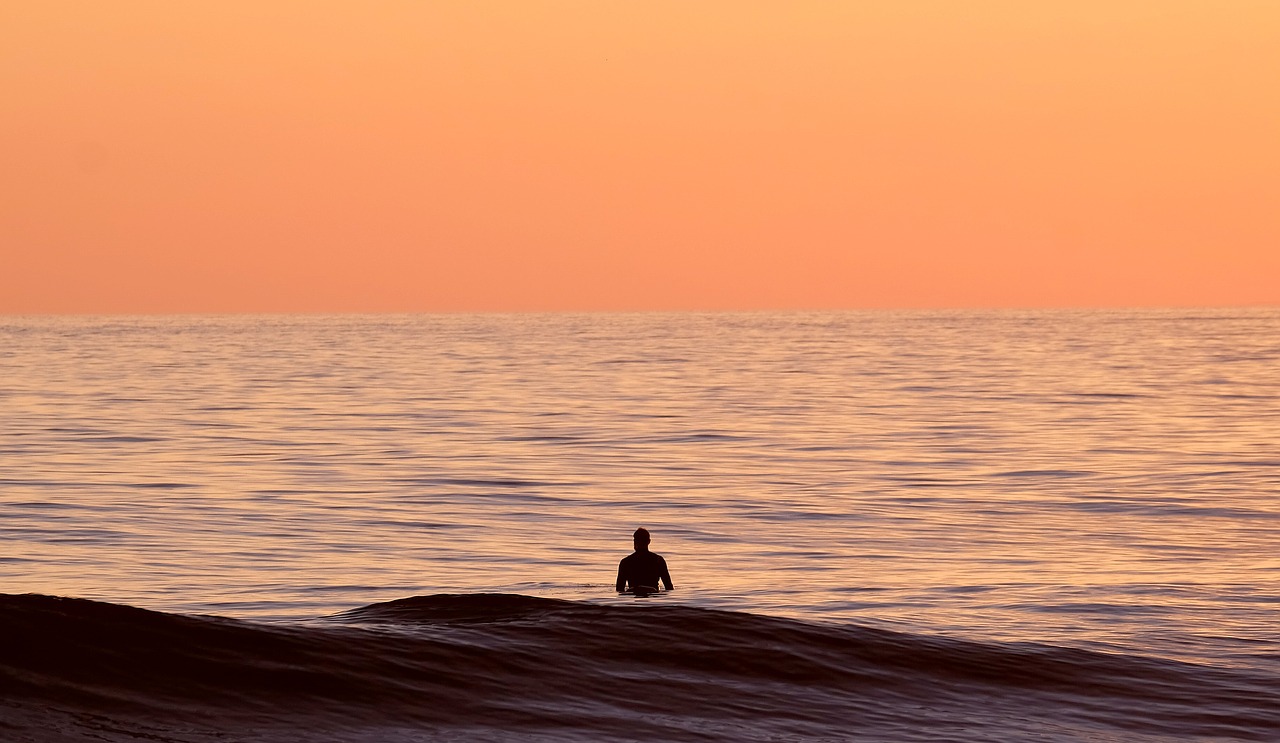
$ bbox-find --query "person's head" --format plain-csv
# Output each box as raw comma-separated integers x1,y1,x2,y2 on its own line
633,527,651,551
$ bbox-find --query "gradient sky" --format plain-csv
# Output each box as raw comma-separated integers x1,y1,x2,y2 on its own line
3,2,1277,313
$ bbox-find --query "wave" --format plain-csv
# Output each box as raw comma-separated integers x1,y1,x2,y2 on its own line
3,593,1278,742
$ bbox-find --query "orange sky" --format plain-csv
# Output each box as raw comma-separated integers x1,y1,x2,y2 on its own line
2,2,1277,313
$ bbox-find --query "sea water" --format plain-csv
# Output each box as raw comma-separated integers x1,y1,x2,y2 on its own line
3,310,1278,741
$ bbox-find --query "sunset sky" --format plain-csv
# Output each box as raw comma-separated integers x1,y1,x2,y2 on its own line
3,2,1277,313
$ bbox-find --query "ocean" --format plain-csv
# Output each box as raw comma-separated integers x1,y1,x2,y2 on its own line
2,310,1278,741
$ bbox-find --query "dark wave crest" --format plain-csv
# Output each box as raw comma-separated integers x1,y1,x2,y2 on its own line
3,593,1278,742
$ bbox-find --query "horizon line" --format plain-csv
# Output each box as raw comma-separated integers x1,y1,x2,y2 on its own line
3,302,1276,319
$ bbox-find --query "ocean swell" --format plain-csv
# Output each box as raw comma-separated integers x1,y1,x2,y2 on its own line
3,593,1278,742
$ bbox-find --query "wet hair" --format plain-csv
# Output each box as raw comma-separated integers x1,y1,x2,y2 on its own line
633,527,651,545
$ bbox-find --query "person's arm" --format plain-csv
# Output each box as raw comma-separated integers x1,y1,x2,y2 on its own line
616,560,627,592
660,556,673,590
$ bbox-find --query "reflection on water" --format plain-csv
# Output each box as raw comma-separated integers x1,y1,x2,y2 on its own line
1,310,1278,668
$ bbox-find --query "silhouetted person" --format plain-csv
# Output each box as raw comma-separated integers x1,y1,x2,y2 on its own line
616,527,673,594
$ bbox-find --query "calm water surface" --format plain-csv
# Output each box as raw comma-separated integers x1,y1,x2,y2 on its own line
3,310,1278,671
